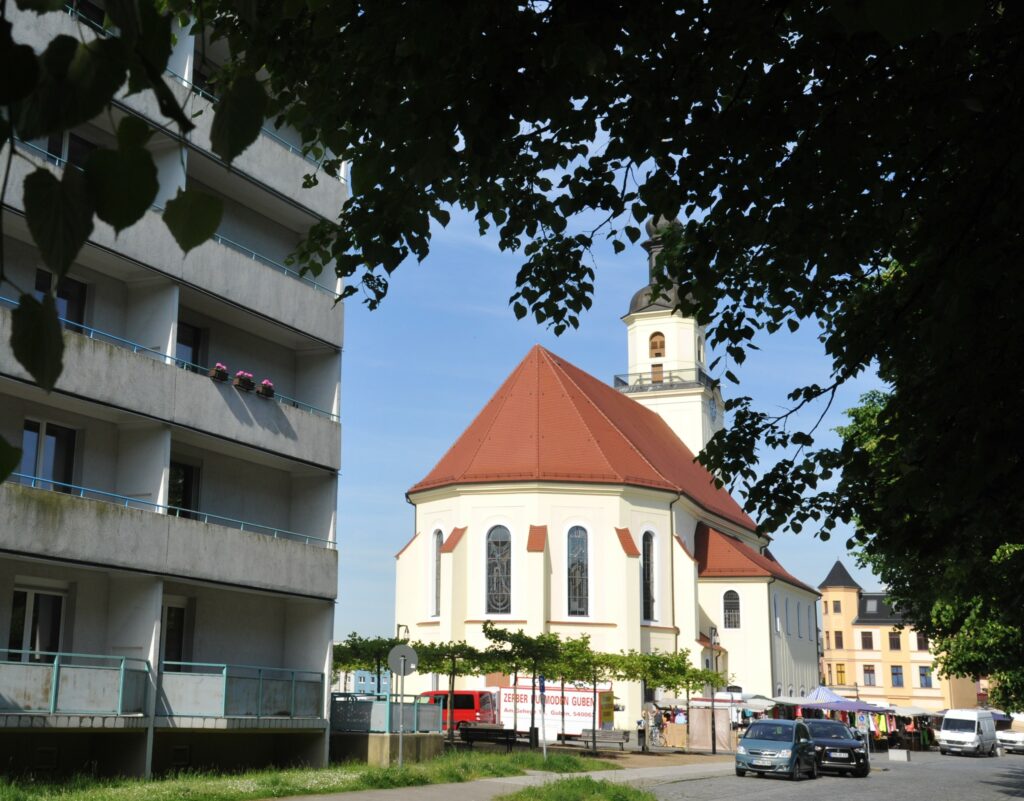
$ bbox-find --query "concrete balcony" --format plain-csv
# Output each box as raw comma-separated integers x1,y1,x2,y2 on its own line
9,5,347,222
158,662,324,720
0,304,340,471
0,651,149,716
0,481,338,599
613,367,714,394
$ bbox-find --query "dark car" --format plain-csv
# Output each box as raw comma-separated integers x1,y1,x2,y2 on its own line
806,719,870,777
736,719,818,780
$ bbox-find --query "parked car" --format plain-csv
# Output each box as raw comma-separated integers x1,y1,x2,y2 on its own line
735,719,818,780
938,709,998,756
805,719,870,777
996,728,1024,755
420,690,497,730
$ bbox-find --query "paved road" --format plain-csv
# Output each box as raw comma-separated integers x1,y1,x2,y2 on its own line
652,750,1024,801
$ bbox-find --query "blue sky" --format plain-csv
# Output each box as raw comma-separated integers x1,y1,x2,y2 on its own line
334,211,884,638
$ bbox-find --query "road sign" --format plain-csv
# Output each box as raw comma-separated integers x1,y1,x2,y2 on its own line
388,644,418,676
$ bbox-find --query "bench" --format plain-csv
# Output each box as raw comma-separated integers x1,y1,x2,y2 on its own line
580,729,630,751
459,724,518,753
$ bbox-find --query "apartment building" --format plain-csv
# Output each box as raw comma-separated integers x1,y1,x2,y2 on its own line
1,4,343,777
818,561,976,711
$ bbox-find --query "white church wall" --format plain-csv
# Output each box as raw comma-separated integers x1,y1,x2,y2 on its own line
625,311,700,375
697,578,774,696
770,582,821,697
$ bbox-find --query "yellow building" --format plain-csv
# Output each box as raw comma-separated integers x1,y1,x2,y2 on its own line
818,561,977,711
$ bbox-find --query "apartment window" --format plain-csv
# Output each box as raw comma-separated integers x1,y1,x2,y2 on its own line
432,530,443,617
723,590,740,628
861,631,873,650
834,630,844,649
836,663,846,684
863,665,877,686
916,632,929,651
891,665,904,688
175,322,204,371
919,666,933,689
649,332,665,358
832,599,841,613
35,269,87,333
20,420,76,491
823,599,828,615
40,131,96,168
827,663,833,685
485,526,511,614
825,631,831,650
889,630,902,650
168,461,200,519
641,531,655,620
567,526,589,617
7,587,64,663
161,598,192,672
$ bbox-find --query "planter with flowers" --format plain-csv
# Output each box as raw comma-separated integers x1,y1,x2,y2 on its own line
208,362,229,382
256,379,275,399
233,370,255,391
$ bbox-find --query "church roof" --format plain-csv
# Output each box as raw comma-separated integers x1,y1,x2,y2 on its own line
694,524,817,594
818,560,862,590
409,345,756,532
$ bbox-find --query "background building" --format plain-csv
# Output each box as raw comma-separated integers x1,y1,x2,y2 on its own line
332,668,392,695
394,224,819,727
818,561,977,710
1,6,343,777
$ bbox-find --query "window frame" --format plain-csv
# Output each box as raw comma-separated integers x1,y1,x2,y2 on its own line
566,525,589,618
485,525,513,615
7,584,67,663
863,664,877,686
723,590,740,629
918,665,933,689
648,332,666,358
641,530,655,622
888,630,902,650
20,418,77,491
432,529,444,618
861,631,874,650
891,665,904,688
834,630,844,649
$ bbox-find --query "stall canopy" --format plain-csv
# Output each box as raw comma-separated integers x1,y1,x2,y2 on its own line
799,686,891,713
891,705,935,717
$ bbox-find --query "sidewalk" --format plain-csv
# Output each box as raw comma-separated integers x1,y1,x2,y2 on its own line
273,761,736,801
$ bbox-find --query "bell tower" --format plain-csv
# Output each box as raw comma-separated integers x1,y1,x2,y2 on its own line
615,219,724,455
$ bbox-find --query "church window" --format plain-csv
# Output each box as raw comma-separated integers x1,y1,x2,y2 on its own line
797,601,802,637
649,332,665,358
432,530,443,617
567,526,588,617
723,591,740,628
485,526,512,614
785,598,791,635
641,531,655,620
774,594,781,634
697,337,705,364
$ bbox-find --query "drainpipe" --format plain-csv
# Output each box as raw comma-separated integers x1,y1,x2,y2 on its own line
668,493,684,654
767,577,777,698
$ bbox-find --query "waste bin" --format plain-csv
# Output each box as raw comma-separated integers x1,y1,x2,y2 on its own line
636,720,646,749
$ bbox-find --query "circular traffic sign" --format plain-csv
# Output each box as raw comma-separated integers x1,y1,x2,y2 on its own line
388,643,418,676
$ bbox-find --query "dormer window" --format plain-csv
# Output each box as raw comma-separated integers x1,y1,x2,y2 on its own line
649,332,665,358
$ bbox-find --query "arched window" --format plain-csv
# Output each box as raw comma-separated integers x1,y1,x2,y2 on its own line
432,530,443,617
486,526,511,614
785,598,791,635
723,591,740,628
808,606,815,640
649,332,665,358
799,686,806,697
774,594,780,634
567,526,588,617
641,531,655,621
776,684,783,697
797,601,803,638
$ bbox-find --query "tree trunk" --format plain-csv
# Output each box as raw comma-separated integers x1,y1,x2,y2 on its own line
513,668,519,733
561,676,566,744
591,668,598,754
529,665,537,748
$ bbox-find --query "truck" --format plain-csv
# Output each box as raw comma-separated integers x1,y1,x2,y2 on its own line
491,683,615,738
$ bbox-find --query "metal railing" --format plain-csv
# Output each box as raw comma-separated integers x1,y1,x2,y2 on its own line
7,472,335,549
330,692,441,734
0,295,340,422
0,650,151,715
160,661,324,718
613,367,715,393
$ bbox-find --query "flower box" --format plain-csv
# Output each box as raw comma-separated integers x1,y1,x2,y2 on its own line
208,364,229,382
233,377,255,391
256,384,275,399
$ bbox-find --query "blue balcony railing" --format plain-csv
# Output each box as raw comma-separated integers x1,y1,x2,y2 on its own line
0,295,340,422
0,650,151,715
8,472,335,549
159,661,324,718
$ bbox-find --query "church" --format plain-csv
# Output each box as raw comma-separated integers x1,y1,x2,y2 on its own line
394,222,820,727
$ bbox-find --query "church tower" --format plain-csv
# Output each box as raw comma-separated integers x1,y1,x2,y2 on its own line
615,219,724,455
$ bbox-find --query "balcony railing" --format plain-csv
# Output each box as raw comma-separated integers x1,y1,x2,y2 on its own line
613,367,714,393
330,692,442,733
0,650,150,715
8,472,335,549
0,295,339,422
159,661,324,718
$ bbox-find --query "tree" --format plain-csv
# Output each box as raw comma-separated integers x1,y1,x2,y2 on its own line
555,635,622,754
332,633,403,693
614,650,674,752
414,640,490,743
5,2,1022,704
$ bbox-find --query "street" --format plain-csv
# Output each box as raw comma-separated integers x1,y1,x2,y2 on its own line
651,751,1024,801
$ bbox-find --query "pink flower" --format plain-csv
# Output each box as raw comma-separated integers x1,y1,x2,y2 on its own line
235,370,253,379
215,362,228,371
261,379,274,388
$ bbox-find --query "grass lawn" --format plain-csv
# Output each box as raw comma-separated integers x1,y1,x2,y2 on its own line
0,751,615,801
495,777,655,801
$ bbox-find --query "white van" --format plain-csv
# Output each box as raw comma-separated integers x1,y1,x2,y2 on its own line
938,709,997,756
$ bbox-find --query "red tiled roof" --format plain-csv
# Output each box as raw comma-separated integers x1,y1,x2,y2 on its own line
694,523,817,594
527,525,547,552
697,633,726,651
409,346,756,532
616,527,641,557
440,526,467,553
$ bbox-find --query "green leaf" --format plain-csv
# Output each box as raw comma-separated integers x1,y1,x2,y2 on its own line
136,1,173,72
210,74,268,163
0,436,22,483
23,167,95,276
116,115,154,150
15,0,65,10
85,146,158,232
163,189,223,253
612,239,625,254
142,68,194,131
0,21,39,104
11,294,64,392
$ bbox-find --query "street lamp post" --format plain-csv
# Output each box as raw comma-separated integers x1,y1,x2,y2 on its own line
709,627,720,755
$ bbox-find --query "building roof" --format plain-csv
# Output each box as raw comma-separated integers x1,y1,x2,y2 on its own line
615,527,641,557
694,524,818,595
440,526,467,553
853,592,904,626
526,525,547,553
409,346,756,532
818,560,862,590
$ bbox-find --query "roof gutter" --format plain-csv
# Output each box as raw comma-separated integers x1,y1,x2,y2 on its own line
669,492,684,654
